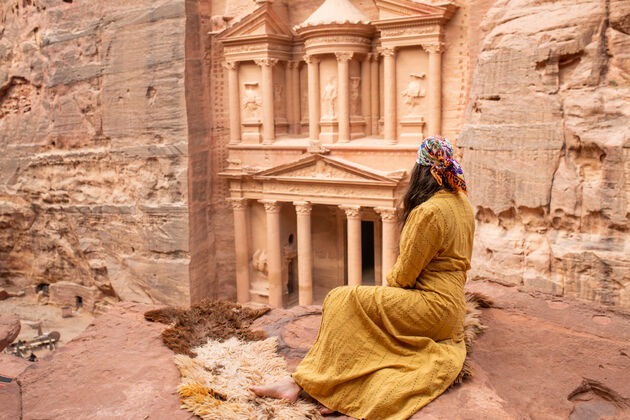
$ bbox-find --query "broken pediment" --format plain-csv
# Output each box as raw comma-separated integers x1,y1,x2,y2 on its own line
254,154,400,185
219,3,295,41
374,0,457,21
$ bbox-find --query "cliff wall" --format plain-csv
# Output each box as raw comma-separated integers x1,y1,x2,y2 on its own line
0,0,196,309
463,0,630,307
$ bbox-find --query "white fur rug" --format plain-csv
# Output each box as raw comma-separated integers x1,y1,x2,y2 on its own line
174,336,322,419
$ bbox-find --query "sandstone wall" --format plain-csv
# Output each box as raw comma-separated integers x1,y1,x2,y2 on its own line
462,0,630,307
0,0,195,309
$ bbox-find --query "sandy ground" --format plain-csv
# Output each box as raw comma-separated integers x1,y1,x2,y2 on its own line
0,296,94,359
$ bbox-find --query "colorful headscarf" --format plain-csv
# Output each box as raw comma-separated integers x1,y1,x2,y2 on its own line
416,135,467,194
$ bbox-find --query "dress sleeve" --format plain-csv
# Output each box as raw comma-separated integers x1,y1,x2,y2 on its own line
386,204,444,289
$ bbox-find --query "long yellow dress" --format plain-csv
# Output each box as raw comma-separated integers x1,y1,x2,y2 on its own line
292,190,475,420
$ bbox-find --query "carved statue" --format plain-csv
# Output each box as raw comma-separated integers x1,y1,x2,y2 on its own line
350,77,361,116
401,73,426,117
252,249,268,275
321,76,337,119
242,82,262,121
274,84,285,118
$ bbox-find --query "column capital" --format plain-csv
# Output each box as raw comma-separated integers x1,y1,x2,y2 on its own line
303,54,320,65
368,52,380,62
254,58,279,67
423,42,445,54
339,205,361,219
223,60,239,70
374,207,398,222
335,52,354,62
259,199,281,213
227,197,249,210
378,47,396,57
287,60,300,70
293,201,312,215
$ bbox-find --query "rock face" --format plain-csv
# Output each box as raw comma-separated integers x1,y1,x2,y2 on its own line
6,285,630,419
0,0,217,308
462,0,630,308
0,315,20,351
17,302,195,420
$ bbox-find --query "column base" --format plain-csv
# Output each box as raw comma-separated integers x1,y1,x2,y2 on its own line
275,117,289,137
400,117,426,143
350,116,366,139
241,120,262,144
319,119,339,143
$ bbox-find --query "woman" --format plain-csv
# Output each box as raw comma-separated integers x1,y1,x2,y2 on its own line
251,136,475,419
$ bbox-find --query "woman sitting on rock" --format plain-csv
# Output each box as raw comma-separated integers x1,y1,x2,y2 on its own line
252,136,475,419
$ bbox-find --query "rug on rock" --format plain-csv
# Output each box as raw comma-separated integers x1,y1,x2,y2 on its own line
145,292,491,419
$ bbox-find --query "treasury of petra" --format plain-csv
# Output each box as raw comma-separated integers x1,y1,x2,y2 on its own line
220,0,459,307
0,0,629,311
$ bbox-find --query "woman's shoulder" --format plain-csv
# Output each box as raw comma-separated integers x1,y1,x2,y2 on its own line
410,190,470,219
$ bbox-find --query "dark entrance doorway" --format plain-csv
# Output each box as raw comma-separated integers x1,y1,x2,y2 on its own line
361,221,375,285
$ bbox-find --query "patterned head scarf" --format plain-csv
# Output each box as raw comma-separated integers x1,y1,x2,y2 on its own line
416,135,467,194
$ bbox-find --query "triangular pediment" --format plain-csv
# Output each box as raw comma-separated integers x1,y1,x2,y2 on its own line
219,4,295,40
375,0,454,19
254,154,398,184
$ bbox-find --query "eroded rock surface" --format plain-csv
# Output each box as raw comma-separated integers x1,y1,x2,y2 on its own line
0,314,20,351
0,0,196,309
462,0,630,308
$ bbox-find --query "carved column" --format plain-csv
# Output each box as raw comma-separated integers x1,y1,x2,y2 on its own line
361,54,371,136
340,205,362,286
370,53,379,136
255,58,278,144
381,48,397,144
224,61,241,144
294,201,313,305
375,207,398,286
336,52,352,143
228,198,250,302
305,55,320,140
260,200,283,308
427,43,443,136
287,61,301,135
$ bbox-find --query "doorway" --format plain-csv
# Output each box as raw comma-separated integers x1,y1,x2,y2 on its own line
361,221,375,285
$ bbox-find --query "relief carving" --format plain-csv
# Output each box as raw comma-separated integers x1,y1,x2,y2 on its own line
242,82,262,121
252,249,268,275
401,73,426,117
322,77,338,119
274,84,285,118
350,77,361,116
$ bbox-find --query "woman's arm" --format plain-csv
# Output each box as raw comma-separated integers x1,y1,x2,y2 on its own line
386,204,444,288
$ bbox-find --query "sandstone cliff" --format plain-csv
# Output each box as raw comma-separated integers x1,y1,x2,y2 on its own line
462,0,630,307
0,0,197,309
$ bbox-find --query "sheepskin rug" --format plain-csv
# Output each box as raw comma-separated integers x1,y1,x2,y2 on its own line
153,292,490,419
174,336,322,419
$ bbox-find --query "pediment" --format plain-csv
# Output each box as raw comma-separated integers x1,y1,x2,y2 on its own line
220,4,295,41
375,0,455,20
254,154,399,184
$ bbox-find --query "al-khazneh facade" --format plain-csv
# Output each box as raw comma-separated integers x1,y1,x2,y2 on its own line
218,0,458,307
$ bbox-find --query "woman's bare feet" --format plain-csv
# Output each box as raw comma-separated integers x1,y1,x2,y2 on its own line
249,377,302,402
318,405,335,415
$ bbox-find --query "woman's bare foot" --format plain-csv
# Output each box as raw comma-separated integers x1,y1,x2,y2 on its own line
318,405,335,415
249,377,302,402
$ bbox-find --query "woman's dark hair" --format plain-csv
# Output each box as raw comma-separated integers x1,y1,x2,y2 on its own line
401,163,455,224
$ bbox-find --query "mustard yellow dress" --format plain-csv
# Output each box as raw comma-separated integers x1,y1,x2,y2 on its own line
292,190,475,420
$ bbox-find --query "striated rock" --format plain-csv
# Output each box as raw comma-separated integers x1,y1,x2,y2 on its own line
0,0,207,309
463,0,630,308
0,315,20,351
